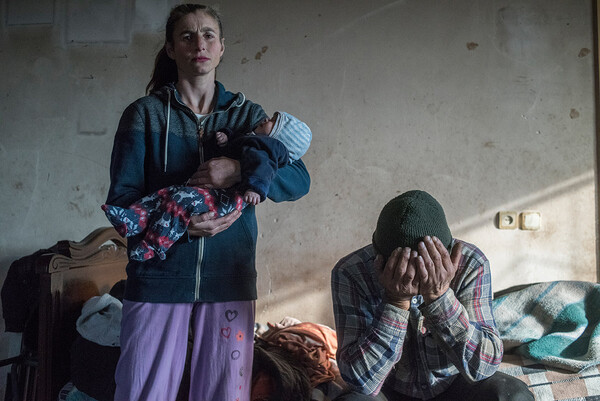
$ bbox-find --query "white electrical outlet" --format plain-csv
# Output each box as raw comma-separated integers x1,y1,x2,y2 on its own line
498,211,518,229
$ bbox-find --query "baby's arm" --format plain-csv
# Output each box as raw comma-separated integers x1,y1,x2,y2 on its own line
243,190,261,205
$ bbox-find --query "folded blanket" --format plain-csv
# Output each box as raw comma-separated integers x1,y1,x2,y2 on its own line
492,280,600,371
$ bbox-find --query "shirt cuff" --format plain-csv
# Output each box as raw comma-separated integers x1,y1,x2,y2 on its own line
419,288,461,326
376,302,410,336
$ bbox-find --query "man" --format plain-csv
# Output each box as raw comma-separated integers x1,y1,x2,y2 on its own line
331,190,533,400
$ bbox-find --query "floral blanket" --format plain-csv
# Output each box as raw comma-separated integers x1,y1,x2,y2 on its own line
102,186,244,261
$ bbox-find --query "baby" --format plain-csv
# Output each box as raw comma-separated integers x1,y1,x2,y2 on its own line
214,111,310,205
102,111,311,261
216,113,279,205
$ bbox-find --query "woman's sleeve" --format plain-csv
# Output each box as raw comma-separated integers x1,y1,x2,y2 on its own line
267,158,310,202
244,100,310,203
106,103,147,208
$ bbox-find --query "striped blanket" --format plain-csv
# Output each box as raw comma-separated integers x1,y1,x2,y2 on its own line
492,281,600,372
498,353,600,401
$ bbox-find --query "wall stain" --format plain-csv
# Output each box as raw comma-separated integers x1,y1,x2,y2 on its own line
255,46,269,60
570,108,580,119
68,200,94,219
241,57,249,64
69,202,81,213
483,141,496,148
578,48,591,58
14,182,23,190
466,42,479,50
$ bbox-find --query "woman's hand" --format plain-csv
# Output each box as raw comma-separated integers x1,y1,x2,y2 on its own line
187,210,241,237
187,157,241,189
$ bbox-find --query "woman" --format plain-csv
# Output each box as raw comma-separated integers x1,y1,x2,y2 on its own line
106,4,310,400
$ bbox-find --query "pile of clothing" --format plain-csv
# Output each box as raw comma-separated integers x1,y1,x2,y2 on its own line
253,317,348,401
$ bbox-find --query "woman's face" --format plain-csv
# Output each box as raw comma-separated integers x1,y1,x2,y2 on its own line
166,10,224,80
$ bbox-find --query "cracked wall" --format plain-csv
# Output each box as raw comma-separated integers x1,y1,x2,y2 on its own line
0,1,596,397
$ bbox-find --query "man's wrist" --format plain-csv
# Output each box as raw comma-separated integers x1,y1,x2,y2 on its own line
422,289,448,305
383,293,412,310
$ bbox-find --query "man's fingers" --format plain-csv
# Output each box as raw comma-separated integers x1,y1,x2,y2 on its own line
403,250,418,284
385,247,402,281
429,236,452,272
379,247,412,284
397,247,411,277
424,236,443,268
417,239,435,276
415,254,428,282
450,240,463,269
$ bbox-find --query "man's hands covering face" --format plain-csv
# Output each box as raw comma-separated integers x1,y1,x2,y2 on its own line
416,236,463,304
375,237,463,309
375,247,420,310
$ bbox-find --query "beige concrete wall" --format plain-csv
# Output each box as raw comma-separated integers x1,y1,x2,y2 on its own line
0,0,595,397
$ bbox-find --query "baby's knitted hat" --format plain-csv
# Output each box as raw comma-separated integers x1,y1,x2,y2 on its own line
372,190,452,257
269,111,312,163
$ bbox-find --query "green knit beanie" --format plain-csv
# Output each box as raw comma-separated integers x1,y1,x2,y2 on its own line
372,190,452,257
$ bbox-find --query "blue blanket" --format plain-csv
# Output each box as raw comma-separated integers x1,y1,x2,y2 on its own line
492,281,600,372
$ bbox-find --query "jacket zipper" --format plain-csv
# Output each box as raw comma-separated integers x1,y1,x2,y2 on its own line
195,118,206,301
165,87,244,301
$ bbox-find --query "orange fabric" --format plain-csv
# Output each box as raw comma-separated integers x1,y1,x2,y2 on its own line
260,322,339,386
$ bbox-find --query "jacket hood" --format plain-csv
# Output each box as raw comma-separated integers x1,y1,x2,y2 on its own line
152,81,246,111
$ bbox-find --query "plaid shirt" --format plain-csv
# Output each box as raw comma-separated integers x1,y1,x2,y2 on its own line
331,239,503,399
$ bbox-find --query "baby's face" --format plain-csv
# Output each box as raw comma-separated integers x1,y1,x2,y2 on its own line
254,115,277,136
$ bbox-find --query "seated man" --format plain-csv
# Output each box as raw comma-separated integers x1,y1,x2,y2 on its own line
330,190,533,400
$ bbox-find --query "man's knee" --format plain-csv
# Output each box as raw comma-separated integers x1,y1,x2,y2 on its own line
474,371,534,401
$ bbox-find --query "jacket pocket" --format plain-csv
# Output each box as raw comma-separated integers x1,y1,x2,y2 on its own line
126,238,197,278
203,211,257,278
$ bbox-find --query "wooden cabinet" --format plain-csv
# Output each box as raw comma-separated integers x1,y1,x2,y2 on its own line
33,227,127,401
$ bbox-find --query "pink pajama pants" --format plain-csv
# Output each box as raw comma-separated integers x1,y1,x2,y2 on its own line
114,300,255,401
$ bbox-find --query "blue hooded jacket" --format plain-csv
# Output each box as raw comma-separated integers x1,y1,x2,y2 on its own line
106,81,310,303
